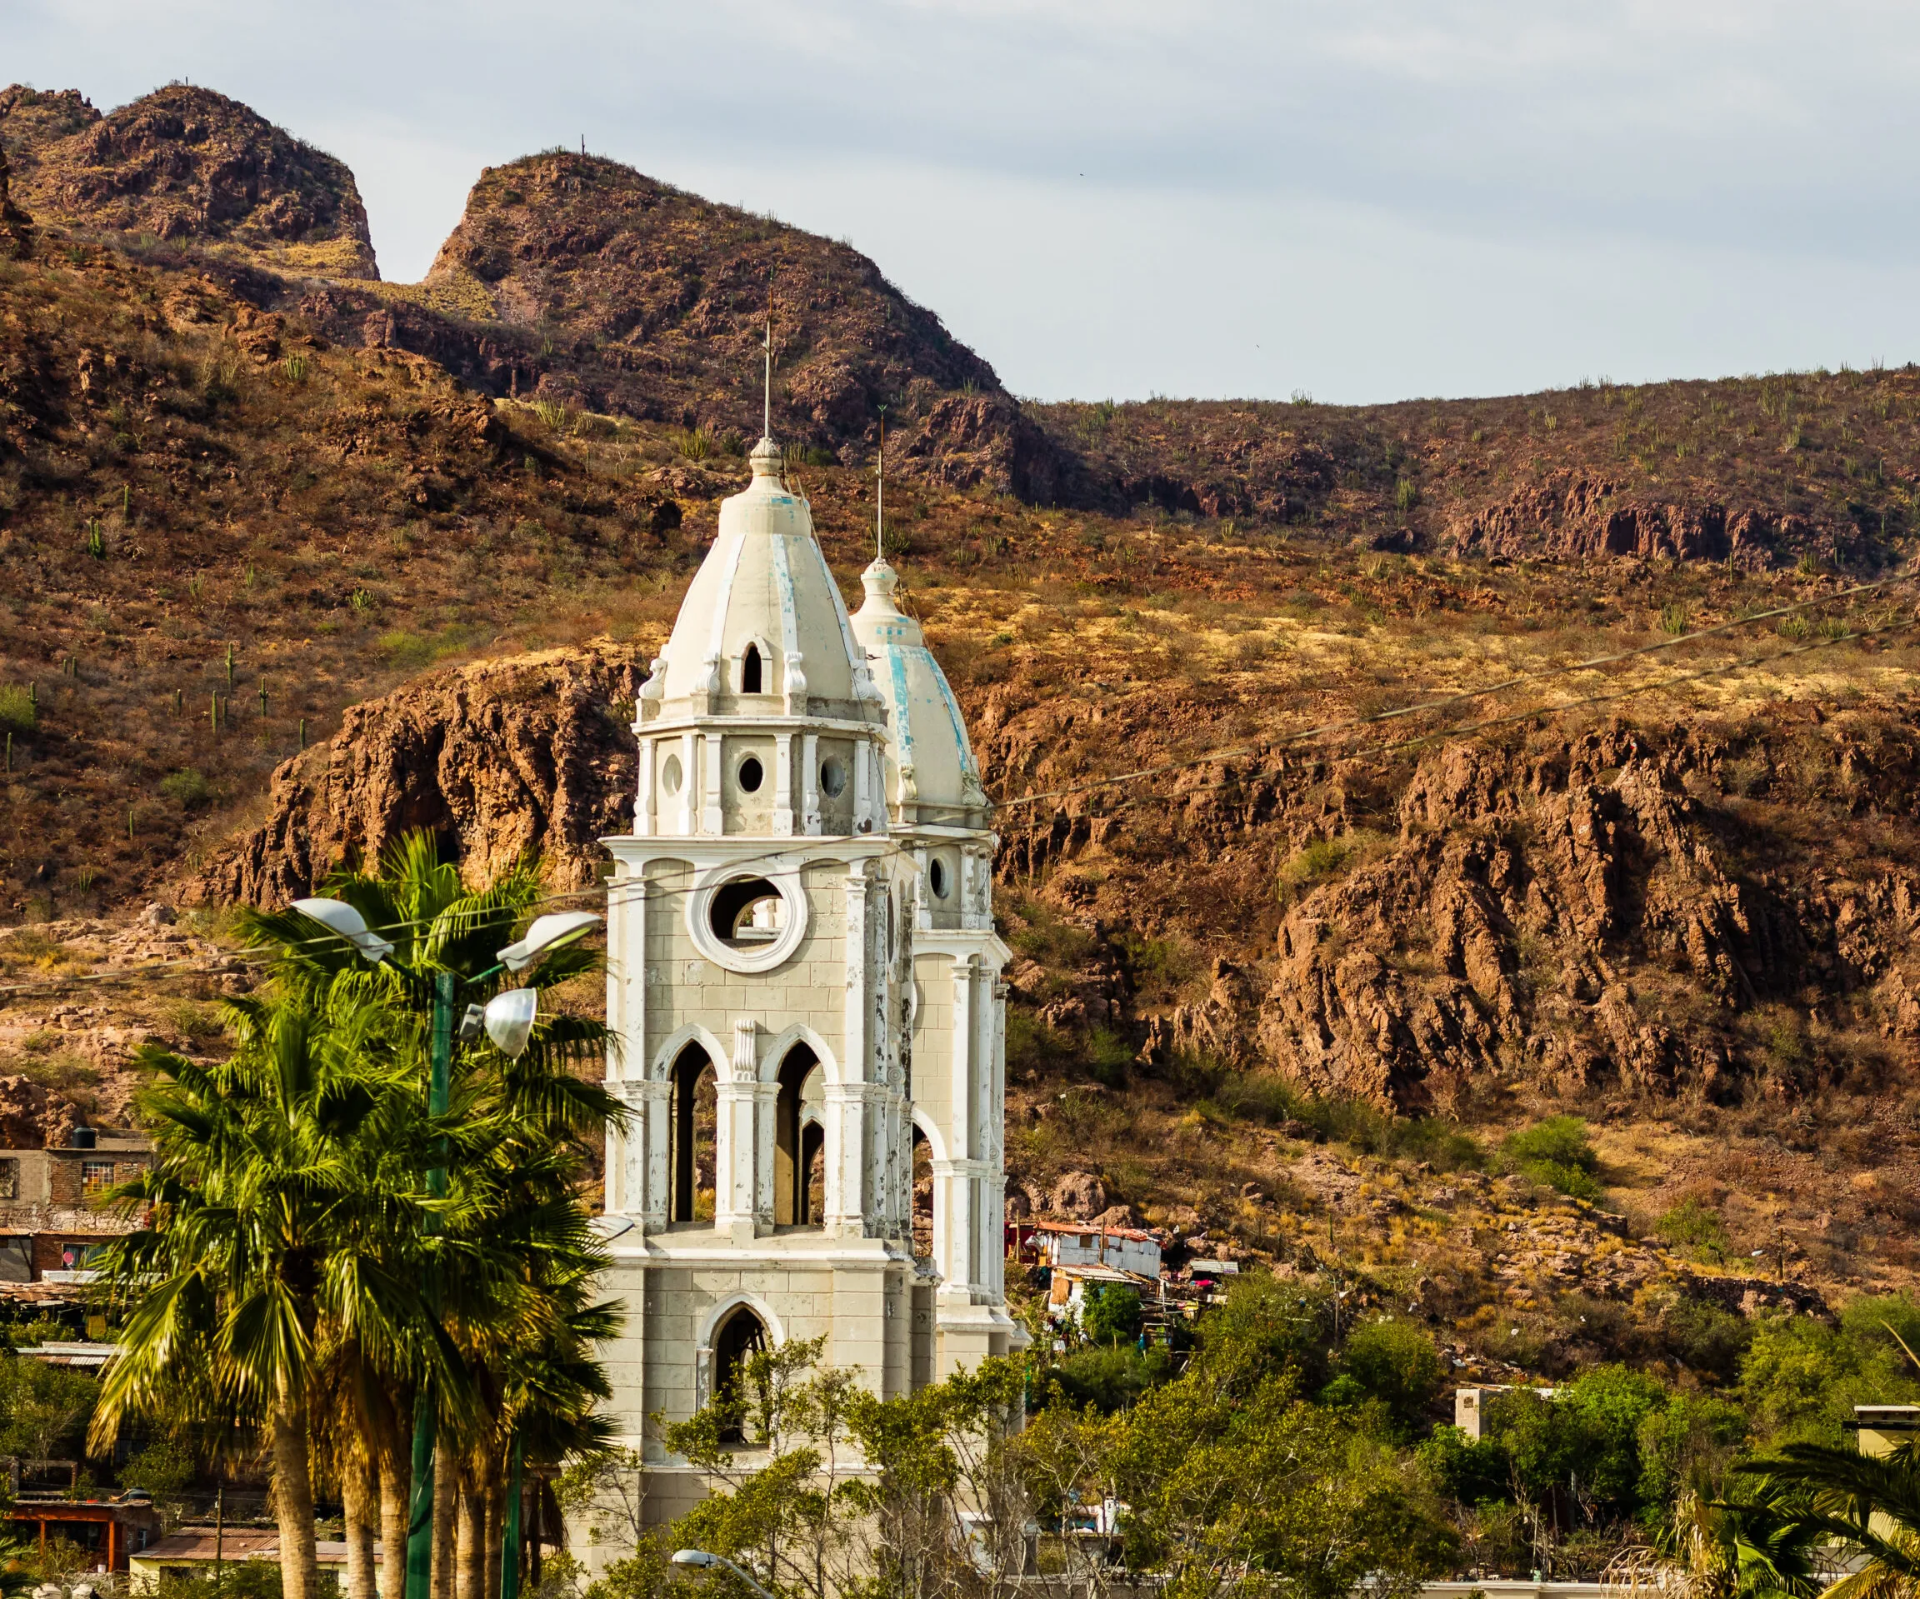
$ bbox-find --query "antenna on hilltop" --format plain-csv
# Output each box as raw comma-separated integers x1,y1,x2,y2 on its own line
876,404,886,564
763,267,775,444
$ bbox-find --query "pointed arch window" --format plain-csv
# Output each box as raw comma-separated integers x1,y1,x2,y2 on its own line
741,643,763,695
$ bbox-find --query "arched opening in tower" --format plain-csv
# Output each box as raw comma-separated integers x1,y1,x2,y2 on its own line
911,1127,934,1262
774,1044,824,1226
711,1304,768,1444
740,642,763,694
669,1044,718,1224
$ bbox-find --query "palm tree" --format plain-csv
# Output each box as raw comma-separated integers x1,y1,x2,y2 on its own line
89,982,443,1599
1609,1480,1826,1599
241,832,623,1596
1740,1441,1920,1599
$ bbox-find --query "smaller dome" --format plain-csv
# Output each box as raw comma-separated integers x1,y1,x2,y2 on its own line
647,437,879,720
851,559,988,824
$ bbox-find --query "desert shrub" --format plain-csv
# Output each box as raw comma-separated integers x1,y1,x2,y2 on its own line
1658,1297,1752,1384
158,768,211,808
0,685,34,734
7,1051,99,1092
1501,1115,1602,1199
161,999,225,1043
1655,1196,1731,1263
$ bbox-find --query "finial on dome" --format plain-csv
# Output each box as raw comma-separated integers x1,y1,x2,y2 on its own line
750,434,782,479
861,556,901,612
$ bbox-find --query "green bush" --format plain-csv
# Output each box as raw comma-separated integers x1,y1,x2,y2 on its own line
0,685,34,734
1341,1317,1446,1424
158,768,211,809
1501,1115,1603,1199
1656,1196,1731,1263
1416,1424,1512,1506
1039,1342,1168,1413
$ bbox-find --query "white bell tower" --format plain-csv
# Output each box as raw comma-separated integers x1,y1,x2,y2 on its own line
591,425,1014,1525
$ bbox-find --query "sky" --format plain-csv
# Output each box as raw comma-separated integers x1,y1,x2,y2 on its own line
9,0,1920,406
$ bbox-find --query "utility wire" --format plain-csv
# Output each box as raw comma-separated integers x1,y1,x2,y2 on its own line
5,586,1914,1001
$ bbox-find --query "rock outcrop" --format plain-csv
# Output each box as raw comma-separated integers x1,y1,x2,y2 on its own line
0,83,378,278
191,647,647,905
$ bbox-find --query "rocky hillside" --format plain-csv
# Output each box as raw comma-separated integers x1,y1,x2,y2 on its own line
0,85,377,279
9,75,1920,1385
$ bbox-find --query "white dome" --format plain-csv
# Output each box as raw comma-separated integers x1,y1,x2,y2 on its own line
851,558,988,823
651,438,878,718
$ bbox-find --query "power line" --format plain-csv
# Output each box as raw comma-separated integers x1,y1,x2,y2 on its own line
5,586,1913,1002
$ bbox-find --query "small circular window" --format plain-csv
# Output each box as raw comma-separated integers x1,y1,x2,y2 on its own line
819,758,847,798
690,868,808,973
928,859,950,899
710,877,783,945
661,753,683,795
738,756,764,793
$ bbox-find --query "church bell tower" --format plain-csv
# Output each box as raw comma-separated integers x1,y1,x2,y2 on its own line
593,425,1017,1522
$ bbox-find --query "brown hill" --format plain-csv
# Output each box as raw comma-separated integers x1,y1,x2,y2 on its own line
1029,375,1919,570
0,84,377,279
328,150,1063,498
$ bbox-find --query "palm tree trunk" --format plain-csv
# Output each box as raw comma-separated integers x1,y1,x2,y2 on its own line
377,1434,410,1599
343,1454,378,1599
457,1460,486,1599
431,1446,457,1599
482,1450,504,1599
271,1392,323,1599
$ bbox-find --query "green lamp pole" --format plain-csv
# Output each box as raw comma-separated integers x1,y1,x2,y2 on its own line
291,902,601,1599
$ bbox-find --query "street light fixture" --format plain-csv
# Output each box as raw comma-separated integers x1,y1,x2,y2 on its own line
671,1550,776,1599
290,897,394,963
286,896,602,1599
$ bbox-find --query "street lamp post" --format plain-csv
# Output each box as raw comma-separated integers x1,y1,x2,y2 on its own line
671,1549,777,1599
290,900,602,1599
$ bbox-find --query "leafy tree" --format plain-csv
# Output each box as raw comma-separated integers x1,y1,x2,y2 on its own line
1341,1317,1446,1429
1737,1296,1920,1447
1081,1283,1144,1347
1038,1343,1170,1414
1417,1424,1513,1507
0,1356,97,1466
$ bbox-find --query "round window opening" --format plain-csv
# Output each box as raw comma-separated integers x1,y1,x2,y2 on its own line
709,877,785,947
819,757,848,798
661,753,683,796
928,858,950,899
738,756,764,794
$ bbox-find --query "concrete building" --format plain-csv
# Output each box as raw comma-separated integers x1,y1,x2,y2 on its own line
593,430,1018,1524
0,1129,151,1284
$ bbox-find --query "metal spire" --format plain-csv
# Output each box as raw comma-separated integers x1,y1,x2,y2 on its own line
762,317,772,443
876,404,886,563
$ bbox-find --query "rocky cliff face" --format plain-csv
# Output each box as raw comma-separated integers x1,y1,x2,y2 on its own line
0,84,378,279
193,648,648,905
194,643,1920,1126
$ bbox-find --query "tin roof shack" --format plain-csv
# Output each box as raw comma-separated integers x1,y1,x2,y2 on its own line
1028,1222,1163,1279
0,1128,152,1285
128,1528,368,1592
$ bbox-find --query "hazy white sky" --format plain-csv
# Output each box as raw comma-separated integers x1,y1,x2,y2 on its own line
10,1,1920,404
